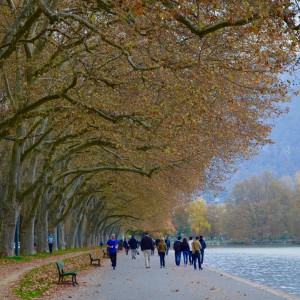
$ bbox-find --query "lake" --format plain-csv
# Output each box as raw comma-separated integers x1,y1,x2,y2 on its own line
205,246,300,296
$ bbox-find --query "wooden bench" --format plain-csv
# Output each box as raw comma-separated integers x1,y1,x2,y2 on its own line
89,253,101,266
56,261,78,286
102,247,110,258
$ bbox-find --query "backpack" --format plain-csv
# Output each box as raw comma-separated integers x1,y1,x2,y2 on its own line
173,240,181,251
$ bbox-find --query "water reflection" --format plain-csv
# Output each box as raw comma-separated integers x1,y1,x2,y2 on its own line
205,246,300,296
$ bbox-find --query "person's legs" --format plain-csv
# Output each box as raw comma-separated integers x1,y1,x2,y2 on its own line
131,248,137,259
146,249,151,267
143,250,148,267
110,252,117,269
200,249,204,264
193,254,197,270
196,253,201,269
162,252,165,267
175,251,182,266
159,252,163,267
143,250,151,268
184,251,188,265
189,251,193,264
49,243,53,254
175,251,178,265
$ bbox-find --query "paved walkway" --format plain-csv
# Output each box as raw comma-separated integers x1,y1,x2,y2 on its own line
50,250,300,300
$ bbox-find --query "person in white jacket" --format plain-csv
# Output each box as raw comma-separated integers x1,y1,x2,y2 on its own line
188,236,194,265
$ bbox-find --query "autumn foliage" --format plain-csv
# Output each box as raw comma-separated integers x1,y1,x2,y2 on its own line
1,0,300,256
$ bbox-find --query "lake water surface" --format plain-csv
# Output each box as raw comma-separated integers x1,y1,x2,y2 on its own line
205,246,300,296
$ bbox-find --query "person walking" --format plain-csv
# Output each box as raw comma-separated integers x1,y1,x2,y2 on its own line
173,236,182,266
107,234,119,270
165,236,171,255
99,239,104,248
140,232,154,268
181,238,190,267
155,238,160,256
151,239,155,256
48,233,54,255
128,235,138,259
192,236,202,270
188,236,193,265
123,237,129,255
199,235,206,266
157,238,167,268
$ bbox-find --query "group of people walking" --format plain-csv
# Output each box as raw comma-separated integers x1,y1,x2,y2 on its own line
173,235,206,270
106,232,206,271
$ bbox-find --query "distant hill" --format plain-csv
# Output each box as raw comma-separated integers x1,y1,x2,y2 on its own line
217,96,300,201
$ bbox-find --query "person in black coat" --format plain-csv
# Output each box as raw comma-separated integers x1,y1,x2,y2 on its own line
140,232,154,268
128,235,138,259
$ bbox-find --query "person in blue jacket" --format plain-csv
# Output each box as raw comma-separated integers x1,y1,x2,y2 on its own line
107,234,119,270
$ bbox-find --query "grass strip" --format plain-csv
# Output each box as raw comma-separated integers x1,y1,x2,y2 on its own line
12,247,105,299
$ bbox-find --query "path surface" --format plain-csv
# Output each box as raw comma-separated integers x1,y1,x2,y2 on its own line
48,251,300,300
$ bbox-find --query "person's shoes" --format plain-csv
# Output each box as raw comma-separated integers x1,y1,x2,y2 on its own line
200,267,203,270
160,266,162,268
112,267,115,270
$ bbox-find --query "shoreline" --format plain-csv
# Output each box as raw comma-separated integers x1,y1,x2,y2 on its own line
205,265,300,300
207,242,300,247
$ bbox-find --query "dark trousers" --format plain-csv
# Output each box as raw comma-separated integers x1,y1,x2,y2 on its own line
110,252,117,267
175,251,181,266
200,249,204,264
193,252,201,269
49,243,53,254
189,251,193,264
159,252,166,267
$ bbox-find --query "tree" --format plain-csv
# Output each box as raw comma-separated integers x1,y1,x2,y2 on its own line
189,198,211,235
226,172,292,241
1,0,300,256
206,204,225,240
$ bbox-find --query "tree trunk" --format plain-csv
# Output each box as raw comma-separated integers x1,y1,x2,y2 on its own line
36,198,49,253
66,211,83,249
77,217,84,248
20,217,35,255
0,126,24,257
0,202,20,257
58,222,66,250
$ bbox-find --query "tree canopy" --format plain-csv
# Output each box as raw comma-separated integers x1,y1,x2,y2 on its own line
1,0,300,256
